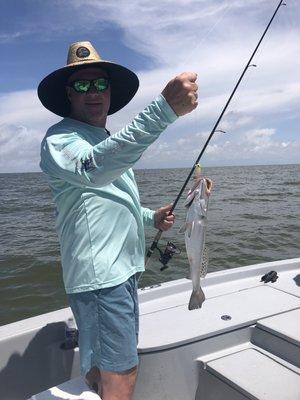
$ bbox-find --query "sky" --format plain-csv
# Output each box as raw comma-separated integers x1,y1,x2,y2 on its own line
0,0,299,173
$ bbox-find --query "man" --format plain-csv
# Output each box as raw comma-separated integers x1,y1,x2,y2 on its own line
38,41,198,400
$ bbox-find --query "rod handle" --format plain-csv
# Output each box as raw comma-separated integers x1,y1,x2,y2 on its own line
145,229,163,267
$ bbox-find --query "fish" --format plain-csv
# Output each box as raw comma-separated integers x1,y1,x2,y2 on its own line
180,164,212,310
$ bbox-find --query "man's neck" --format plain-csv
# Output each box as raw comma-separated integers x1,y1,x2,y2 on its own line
69,113,107,128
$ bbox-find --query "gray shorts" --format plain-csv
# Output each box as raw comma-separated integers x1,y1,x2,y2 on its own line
68,274,139,375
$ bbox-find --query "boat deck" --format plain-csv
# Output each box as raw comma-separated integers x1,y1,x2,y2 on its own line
0,258,299,400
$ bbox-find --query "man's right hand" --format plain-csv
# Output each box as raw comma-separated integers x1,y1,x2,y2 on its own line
161,72,198,116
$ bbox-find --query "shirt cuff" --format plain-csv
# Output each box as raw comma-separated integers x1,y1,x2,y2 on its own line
155,94,179,124
141,207,156,227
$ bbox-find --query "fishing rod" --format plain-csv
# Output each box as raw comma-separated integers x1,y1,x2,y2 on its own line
145,0,287,269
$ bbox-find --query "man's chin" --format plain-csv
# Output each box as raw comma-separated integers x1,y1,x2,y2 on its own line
85,114,107,127
86,105,107,118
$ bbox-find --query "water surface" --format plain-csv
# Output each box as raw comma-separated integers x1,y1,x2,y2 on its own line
1,164,299,325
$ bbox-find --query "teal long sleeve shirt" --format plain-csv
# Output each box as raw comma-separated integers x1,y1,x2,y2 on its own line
40,94,178,293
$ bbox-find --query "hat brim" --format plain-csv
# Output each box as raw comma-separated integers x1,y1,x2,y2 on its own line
37,61,139,117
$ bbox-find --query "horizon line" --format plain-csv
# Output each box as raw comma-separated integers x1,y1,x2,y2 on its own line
0,162,299,174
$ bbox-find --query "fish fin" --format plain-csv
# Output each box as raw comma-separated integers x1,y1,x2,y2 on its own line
184,188,197,208
178,223,187,234
200,247,209,278
186,221,193,238
180,221,193,237
188,288,205,310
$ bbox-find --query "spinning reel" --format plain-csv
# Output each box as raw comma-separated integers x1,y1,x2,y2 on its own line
156,241,181,271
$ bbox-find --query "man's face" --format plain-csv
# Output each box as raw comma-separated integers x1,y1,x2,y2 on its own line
66,67,111,127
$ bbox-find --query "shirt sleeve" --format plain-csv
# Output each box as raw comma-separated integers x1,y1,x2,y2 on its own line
40,94,178,188
141,206,155,227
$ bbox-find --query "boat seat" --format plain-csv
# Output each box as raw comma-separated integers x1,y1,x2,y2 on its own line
251,308,300,367
28,376,100,400
205,348,300,400
256,308,300,346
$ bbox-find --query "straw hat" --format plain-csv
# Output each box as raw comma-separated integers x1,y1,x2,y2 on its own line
38,41,139,117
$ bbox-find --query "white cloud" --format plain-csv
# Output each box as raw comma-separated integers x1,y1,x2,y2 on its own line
246,128,275,146
244,128,293,154
0,32,22,43
0,90,58,128
177,138,188,146
206,143,220,154
0,124,42,172
0,91,59,172
281,142,289,148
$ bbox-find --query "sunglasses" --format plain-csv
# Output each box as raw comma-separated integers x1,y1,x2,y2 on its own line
67,78,110,93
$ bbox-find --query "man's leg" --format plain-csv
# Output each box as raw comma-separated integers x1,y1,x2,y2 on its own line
85,365,137,399
85,366,101,393
70,275,139,399
99,367,138,400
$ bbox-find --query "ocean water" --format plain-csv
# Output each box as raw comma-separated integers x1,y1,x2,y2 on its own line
0,164,299,326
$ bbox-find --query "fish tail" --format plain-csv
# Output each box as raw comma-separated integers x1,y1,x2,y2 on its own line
188,288,205,310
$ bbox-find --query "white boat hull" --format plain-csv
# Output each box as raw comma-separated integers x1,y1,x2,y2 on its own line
0,258,299,399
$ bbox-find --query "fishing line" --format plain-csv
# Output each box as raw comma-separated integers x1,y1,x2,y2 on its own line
186,1,234,156
190,2,233,58
145,0,287,268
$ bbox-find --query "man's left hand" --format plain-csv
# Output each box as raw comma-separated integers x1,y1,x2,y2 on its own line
154,203,175,231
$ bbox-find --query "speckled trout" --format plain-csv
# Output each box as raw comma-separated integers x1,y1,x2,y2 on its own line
180,164,213,310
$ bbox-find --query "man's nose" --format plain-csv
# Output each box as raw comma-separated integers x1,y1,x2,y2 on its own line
87,83,98,93
85,85,103,98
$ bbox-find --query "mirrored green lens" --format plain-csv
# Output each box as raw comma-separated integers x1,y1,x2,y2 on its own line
94,78,109,91
73,80,90,92
71,78,109,93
